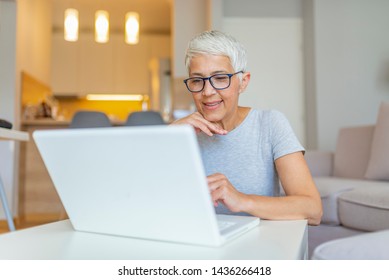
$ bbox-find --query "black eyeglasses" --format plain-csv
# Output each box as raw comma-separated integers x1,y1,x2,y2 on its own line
183,71,243,93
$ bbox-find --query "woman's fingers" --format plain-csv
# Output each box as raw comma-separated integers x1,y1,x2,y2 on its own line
207,173,245,213
172,112,228,136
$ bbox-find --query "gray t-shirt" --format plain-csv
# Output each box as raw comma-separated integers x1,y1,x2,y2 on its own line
197,108,304,215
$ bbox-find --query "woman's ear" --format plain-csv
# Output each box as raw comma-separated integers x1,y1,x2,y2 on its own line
239,72,251,93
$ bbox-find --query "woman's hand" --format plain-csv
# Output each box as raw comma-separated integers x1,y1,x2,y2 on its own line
171,112,227,136
207,173,247,213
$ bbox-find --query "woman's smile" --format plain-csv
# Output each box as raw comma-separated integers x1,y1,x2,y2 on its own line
203,100,223,110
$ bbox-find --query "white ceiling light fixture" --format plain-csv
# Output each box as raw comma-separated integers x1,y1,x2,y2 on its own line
125,12,139,45
95,10,109,43
64,8,79,42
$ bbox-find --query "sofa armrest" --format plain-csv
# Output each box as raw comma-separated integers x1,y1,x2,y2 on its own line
305,150,334,177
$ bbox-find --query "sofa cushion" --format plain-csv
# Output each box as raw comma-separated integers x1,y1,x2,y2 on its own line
311,229,389,260
333,125,375,179
338,184,389,231
313,177,368,225
365,102,389,180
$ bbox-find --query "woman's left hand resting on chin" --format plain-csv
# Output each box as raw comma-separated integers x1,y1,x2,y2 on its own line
172,112,228,136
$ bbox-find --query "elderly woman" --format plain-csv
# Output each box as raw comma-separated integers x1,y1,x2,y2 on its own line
173,30,322,225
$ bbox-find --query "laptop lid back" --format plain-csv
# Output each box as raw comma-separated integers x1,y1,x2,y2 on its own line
33,125,222,246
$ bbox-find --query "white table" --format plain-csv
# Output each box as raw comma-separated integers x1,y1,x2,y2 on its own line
0,219,308,259
0,127,29,141
0,128,29,231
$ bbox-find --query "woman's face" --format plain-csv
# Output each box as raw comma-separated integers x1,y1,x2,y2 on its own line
188,54,250,130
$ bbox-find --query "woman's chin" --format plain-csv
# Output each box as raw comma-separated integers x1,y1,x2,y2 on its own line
203,114,223,123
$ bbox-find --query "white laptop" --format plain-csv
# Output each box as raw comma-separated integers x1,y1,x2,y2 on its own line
33,125,259,247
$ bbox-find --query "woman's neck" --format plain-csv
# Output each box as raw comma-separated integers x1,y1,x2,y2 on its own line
216,106,251,132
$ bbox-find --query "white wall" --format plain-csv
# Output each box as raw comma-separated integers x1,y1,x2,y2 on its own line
172,0,207,78
0,0,18,220
17,0,52,85
313,0,389,151
0,1,17,123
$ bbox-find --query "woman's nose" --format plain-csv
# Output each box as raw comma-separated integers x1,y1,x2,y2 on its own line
202,79,216,96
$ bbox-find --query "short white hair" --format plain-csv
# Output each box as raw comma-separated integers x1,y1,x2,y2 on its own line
184,30,248,75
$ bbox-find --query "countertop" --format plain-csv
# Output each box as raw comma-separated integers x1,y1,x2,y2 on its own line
21,118,125,126
21,119,71,126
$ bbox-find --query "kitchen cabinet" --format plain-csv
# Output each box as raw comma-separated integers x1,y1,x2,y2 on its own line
19,121,69,222
51,33,170,96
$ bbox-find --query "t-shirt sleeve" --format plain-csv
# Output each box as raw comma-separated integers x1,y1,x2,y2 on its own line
269,110,305,160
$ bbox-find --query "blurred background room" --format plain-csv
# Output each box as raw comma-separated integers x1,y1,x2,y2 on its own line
1,0,388,232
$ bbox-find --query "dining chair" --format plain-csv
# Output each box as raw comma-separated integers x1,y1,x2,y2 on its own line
124,110,165,126
69,110,112,128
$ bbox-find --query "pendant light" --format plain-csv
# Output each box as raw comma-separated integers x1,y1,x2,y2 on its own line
63,7,140,44
125,12,139,45
64,8,79,42
95,10,109,43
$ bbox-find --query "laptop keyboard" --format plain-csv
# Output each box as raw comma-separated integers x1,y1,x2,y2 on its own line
217,220,235,231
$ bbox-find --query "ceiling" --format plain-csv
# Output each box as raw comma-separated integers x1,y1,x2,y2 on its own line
52,0,172,34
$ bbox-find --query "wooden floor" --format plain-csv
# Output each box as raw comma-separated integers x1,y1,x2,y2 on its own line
0,213,63,234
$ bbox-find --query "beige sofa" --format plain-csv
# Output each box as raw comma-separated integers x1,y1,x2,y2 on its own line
306,102,389,259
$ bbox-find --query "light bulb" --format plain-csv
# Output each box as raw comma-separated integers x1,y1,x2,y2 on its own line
64,9,79,42
95,10,109,43
125,12,139,45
